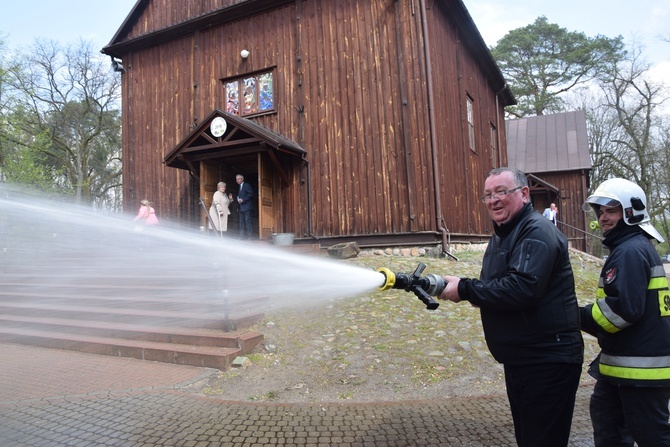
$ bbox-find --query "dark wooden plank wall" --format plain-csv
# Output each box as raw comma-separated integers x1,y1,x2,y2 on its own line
120,0,507,239
394,2,435,233
123,35,196,222
427,2,507,237
296,1,426,238
126,0,240,39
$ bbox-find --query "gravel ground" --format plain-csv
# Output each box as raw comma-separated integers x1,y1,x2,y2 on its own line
187,248,602,403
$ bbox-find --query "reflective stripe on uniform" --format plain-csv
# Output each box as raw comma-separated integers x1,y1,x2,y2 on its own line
591,299,629,333
600,353,670,380
594,265,669,329
648,266,669,290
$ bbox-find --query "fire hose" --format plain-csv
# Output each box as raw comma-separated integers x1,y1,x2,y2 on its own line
377,262,446,310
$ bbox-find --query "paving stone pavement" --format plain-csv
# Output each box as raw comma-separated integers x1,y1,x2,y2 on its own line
0,343,596,446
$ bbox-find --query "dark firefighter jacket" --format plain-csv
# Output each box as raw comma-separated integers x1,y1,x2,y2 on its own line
457,203,584,366
581,222,670,386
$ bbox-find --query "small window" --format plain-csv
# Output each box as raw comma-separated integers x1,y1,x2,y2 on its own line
466,95,475,152
224,70,275,117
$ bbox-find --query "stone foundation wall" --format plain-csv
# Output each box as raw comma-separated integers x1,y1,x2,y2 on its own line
358,243,488,258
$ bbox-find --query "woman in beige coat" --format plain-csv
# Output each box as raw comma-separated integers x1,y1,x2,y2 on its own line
208,182,232,233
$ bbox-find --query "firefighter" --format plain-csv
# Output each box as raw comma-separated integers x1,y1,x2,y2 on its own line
581,178,670,446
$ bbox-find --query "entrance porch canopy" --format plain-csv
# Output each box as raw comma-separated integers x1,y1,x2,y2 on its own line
527,173,559,194
164,109,306,183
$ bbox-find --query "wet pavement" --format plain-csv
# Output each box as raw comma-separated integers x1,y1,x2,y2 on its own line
0,342,596,446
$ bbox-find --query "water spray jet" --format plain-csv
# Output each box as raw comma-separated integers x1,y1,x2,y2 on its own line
0,185,384,321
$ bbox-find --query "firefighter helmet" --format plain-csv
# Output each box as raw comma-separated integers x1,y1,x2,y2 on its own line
584,178,664,242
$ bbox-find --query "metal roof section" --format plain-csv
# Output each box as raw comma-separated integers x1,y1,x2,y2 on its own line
506,110,591,173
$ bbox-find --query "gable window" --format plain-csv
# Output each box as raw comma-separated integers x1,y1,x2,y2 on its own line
224,70,275,117
466,95,475,152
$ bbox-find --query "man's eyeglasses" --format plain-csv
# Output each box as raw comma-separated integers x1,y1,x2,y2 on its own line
480,186,523,203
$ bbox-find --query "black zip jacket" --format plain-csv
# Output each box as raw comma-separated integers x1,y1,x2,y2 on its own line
457,203,584,365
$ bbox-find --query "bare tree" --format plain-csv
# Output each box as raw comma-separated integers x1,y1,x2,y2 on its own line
4,39,122,207
653,118,670,244
565,43,670,250
599,51,666,188
590,49,670,246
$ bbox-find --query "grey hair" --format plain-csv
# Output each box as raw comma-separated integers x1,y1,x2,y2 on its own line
217,182,226,188
488,167,528,187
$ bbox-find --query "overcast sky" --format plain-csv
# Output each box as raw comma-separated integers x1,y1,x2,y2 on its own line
1,0,668,82
1,1,137,51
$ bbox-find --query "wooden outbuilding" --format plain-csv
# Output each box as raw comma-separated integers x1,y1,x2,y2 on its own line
102,0,515,250
506,110,592,251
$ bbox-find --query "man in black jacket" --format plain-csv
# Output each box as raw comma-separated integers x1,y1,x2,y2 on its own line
236,174,255,240
438,167,584,447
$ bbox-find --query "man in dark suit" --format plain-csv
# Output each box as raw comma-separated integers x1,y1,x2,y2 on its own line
236,174,254,239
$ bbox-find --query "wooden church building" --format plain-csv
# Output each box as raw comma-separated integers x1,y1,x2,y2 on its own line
102,0,515,250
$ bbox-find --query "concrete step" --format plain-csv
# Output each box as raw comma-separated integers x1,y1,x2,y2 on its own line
0,290,269,314
0,275,245,291
0,301,264,331
0,315,263,352
277,243,323,255
0,270,266,369
0,327,242,369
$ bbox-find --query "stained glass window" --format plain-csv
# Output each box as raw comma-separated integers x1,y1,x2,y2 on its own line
258,72,274,112
225,81,239,115
242,77,257,115
223,70,275,117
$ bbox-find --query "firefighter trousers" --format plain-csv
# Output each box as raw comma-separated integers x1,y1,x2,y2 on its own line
590,379,670,447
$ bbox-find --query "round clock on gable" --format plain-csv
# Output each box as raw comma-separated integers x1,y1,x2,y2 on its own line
210,117,227,137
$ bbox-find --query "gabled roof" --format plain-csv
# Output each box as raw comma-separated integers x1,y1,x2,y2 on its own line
102,0,289,57
439,0,515,106
527,173,559,193
506,110,591,174
164,109,305,171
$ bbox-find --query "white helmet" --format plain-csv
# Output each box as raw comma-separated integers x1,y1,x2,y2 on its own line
584,178,664,243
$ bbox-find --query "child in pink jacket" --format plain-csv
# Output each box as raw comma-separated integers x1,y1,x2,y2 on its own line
133,199,160,225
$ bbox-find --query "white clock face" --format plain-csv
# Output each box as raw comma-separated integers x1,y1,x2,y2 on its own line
210,117,227,137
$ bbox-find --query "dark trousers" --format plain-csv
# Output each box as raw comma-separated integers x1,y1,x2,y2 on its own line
590,379,670,447
238,209,253,239
504,362,581,447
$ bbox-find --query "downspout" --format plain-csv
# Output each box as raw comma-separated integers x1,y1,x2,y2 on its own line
306,157,313,238
581,168,589,252
295,0,313,239
494,83,508,166
419,0,456,259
